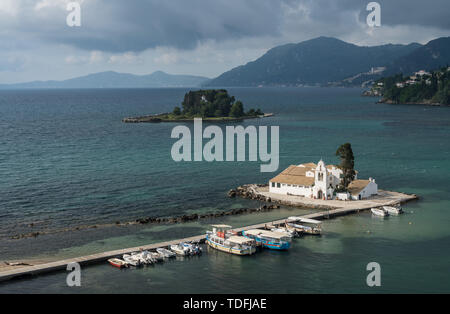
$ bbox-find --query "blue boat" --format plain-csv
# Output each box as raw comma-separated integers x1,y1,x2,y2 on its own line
242,229,291,250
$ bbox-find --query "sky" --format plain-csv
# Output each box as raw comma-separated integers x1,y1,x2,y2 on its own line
0,0,449,84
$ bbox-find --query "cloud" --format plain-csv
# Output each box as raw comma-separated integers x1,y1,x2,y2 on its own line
0,56,25,72
0,0,449,83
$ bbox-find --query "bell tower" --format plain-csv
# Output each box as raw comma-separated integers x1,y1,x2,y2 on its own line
314,160,329,199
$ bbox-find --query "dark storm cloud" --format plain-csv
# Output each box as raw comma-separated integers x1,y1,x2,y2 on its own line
344,0,450,30
44,0,285,52
1,0,449,54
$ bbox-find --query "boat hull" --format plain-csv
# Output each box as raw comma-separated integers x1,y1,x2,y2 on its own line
242,232,291,250
371,208,389,217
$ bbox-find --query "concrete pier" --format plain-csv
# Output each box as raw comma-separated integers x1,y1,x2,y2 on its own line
0,189,417,283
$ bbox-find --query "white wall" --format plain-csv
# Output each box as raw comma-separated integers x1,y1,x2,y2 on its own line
269,182,312,197
351,180,378,200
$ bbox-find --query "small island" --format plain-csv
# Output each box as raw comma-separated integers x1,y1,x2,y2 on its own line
123,89,271,123
364,67,450,105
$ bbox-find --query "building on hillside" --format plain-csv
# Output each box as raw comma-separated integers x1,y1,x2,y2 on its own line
415,70,430,77
269,160,378,200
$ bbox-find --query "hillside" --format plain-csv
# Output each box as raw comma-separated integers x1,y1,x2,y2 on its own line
0,71,209,89
205,37,422,87
205,37,450,87
386,37,450,75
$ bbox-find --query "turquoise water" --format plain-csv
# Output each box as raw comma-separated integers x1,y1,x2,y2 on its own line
0,87,449,293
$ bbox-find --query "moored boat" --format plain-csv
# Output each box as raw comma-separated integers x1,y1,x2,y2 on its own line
108,258,129,268
270,227,296,238
383,206,403,215
242,229,291,250
371,207,389,217
286,217,322,235
122,254,141,267
170,243,191,256
156,247,176,258
149,252,164,262
206,225,257,255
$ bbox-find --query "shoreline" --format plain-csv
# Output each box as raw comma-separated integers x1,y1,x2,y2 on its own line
122,113,274,123
229,184,419,210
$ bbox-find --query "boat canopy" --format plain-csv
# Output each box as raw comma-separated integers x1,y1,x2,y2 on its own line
299,218,321,225
287,217,321,224
227,236,254,244
245,229,288,240
211,224,232,228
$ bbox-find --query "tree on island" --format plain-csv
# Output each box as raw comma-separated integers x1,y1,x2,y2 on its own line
230,101,244,117
173,106,181,115
178,89,263,118
336,143,356,189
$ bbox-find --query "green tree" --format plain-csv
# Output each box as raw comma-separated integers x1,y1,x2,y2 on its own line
229,101,244,117
173,106,181,115
336,143,356,189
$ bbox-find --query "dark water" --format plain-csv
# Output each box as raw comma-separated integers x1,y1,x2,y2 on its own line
0,87,449,293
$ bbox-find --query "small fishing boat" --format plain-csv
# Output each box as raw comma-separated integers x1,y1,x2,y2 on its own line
170,243,191,256
371,207,389,217
206,225,257,255
156,248,176,258
132,251,154,265
149,252,164,262
108,258,128,268
286,217,322,235
242,229,291,250
187,243,202,256
383,206,403,215
270,227,296,238
122,254,141,267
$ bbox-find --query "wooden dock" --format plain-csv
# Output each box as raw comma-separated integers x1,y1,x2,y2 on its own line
0,191,417,283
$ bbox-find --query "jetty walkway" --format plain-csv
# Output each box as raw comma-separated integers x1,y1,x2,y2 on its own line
0,189,417,283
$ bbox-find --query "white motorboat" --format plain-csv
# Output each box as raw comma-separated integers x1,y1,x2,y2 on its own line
122,254,141,267
383,206,403,215
270,227,296,238
185,242,202,256
371,208,389,217
149,252,164,262
156,248,176,258
132,251,154,265
170,243,190,256
286,217,322,235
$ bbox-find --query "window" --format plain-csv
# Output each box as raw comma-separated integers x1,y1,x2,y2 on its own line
271,182,275,188
277,183,281,188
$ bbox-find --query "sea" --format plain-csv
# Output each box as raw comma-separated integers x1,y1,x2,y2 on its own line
0,87,449,293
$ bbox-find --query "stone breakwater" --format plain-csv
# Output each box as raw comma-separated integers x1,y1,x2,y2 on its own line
228,184,339,210
8,203,280,240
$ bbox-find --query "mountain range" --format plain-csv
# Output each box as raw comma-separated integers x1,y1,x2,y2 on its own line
2,36,449,89
0,71,209,89
205,36,450,87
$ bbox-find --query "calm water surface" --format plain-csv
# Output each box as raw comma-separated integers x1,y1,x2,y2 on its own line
0,87,449,293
